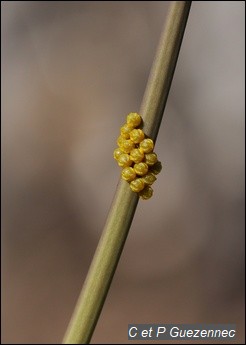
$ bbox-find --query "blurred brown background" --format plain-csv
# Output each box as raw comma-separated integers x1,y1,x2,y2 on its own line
2,1,245,344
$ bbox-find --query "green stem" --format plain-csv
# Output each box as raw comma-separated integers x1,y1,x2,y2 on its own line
63,2,191,344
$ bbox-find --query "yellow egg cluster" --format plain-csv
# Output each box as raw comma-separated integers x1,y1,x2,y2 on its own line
113,112,162,200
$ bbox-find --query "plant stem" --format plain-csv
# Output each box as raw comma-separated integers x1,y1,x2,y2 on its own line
63,2,191,344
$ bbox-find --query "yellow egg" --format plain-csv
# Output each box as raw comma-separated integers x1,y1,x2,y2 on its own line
117,153,133,168
145,152,158,166
117,135,125,147
139,185,153,200
120,124,134,139
142,173,156,185
130,178,145,193
121,167,136,181
113,148,123,160
130,148,145,164
139,138,154,153
134,162,148,176
126,112,142,128
130,129,145,144
120,139,135,153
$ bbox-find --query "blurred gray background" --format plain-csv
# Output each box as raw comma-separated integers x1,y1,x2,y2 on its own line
2,1,245,344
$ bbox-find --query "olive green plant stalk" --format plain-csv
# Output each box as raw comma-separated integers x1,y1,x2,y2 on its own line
63,2,191,344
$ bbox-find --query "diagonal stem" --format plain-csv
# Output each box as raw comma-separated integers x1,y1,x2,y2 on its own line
63,2,192,344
